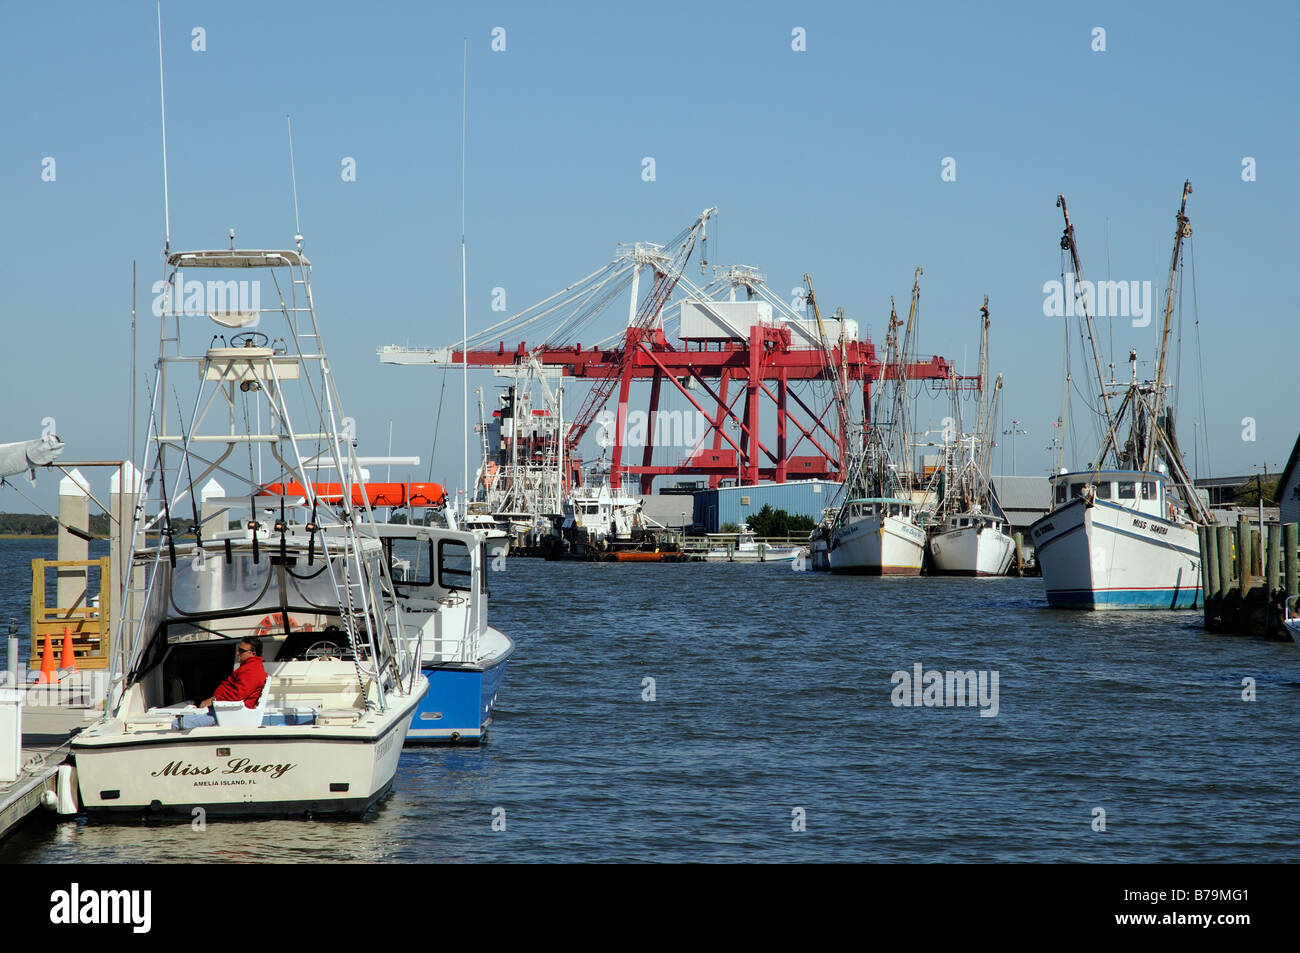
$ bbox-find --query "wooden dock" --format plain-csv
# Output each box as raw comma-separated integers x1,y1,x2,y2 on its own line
0,705,90,843
1198,518,1299,639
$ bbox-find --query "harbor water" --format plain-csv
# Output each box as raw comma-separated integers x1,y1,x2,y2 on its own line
3,537,1298,863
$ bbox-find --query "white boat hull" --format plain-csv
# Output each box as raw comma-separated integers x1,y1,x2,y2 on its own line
1285,618,1300,651
828,513,925,575
929,525,1015,576
73,685,424,816
1029,498,1201,609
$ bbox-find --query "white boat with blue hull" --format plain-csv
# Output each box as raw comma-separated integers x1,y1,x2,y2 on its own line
380,525,514,743
1031,470,1201,609
1035,182,1212,610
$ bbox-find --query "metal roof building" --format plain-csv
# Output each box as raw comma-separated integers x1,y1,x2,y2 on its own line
691,479,843,533
989,475,1051,536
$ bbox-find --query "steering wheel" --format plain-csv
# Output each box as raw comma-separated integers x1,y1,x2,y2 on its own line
231,331,269,348
304,640,344,659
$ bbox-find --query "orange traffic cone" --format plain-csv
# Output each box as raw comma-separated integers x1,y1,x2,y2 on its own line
36,631,58,684
59,625,77,671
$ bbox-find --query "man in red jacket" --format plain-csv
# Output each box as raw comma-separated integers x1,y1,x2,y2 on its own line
180,637,268,729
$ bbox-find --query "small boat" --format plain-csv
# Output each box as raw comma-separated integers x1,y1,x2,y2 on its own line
379,524,514,743
706,525,801,562
1285,597,1300,651
544,479,684,560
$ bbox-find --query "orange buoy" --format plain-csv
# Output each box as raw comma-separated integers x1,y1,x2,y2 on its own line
58,625,77,671
36,632,58,684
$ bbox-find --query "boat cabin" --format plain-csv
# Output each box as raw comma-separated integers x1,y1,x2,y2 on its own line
943,512,1005,534
1050,469,1180,521
120,525,484,728
844,497,915,522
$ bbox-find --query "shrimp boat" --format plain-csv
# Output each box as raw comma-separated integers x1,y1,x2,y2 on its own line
71,245,430,816
1029,183,1210,609
824,270,929,575
927,299,1015,576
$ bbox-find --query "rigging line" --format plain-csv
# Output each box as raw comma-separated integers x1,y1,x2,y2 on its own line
426,370,448,484
465,259,628,346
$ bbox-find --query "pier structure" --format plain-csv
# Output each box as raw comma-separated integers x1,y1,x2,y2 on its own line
1199,517,1300,638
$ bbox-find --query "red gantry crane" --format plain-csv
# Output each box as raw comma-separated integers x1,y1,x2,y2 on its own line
380,209,961,494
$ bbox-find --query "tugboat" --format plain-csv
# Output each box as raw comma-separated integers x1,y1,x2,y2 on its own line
542,480,687,561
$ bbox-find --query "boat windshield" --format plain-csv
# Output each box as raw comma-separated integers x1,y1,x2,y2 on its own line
167,549,351,620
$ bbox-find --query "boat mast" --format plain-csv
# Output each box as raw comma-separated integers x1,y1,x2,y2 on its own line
976,296,989,460
1149,179,1193,462
895,267,921,489
805,272,850,475
1056,195,1121,467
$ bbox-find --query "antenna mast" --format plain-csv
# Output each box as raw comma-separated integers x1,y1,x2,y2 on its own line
287,115,303,243
460,38,469,514
156,2,171,255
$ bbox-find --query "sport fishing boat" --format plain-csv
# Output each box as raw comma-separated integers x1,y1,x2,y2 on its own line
1029,183,1210,609
72,245,429,816
1286,597,1300,651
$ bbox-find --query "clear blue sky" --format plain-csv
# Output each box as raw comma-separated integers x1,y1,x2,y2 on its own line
2,0,1296,513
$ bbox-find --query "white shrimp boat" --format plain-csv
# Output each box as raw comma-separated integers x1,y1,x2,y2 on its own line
821,271,930,576
926,299,1014,577
72,246,428,816
1031,469,1201,607
827,497,926,575
1030,183,1209,610
929,510,1015,576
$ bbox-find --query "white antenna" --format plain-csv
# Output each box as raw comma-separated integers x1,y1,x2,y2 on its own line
156,1,171,254
287,115,303,247
460,38,469,511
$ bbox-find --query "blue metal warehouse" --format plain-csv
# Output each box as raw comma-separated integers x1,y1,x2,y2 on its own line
690,479,843,533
